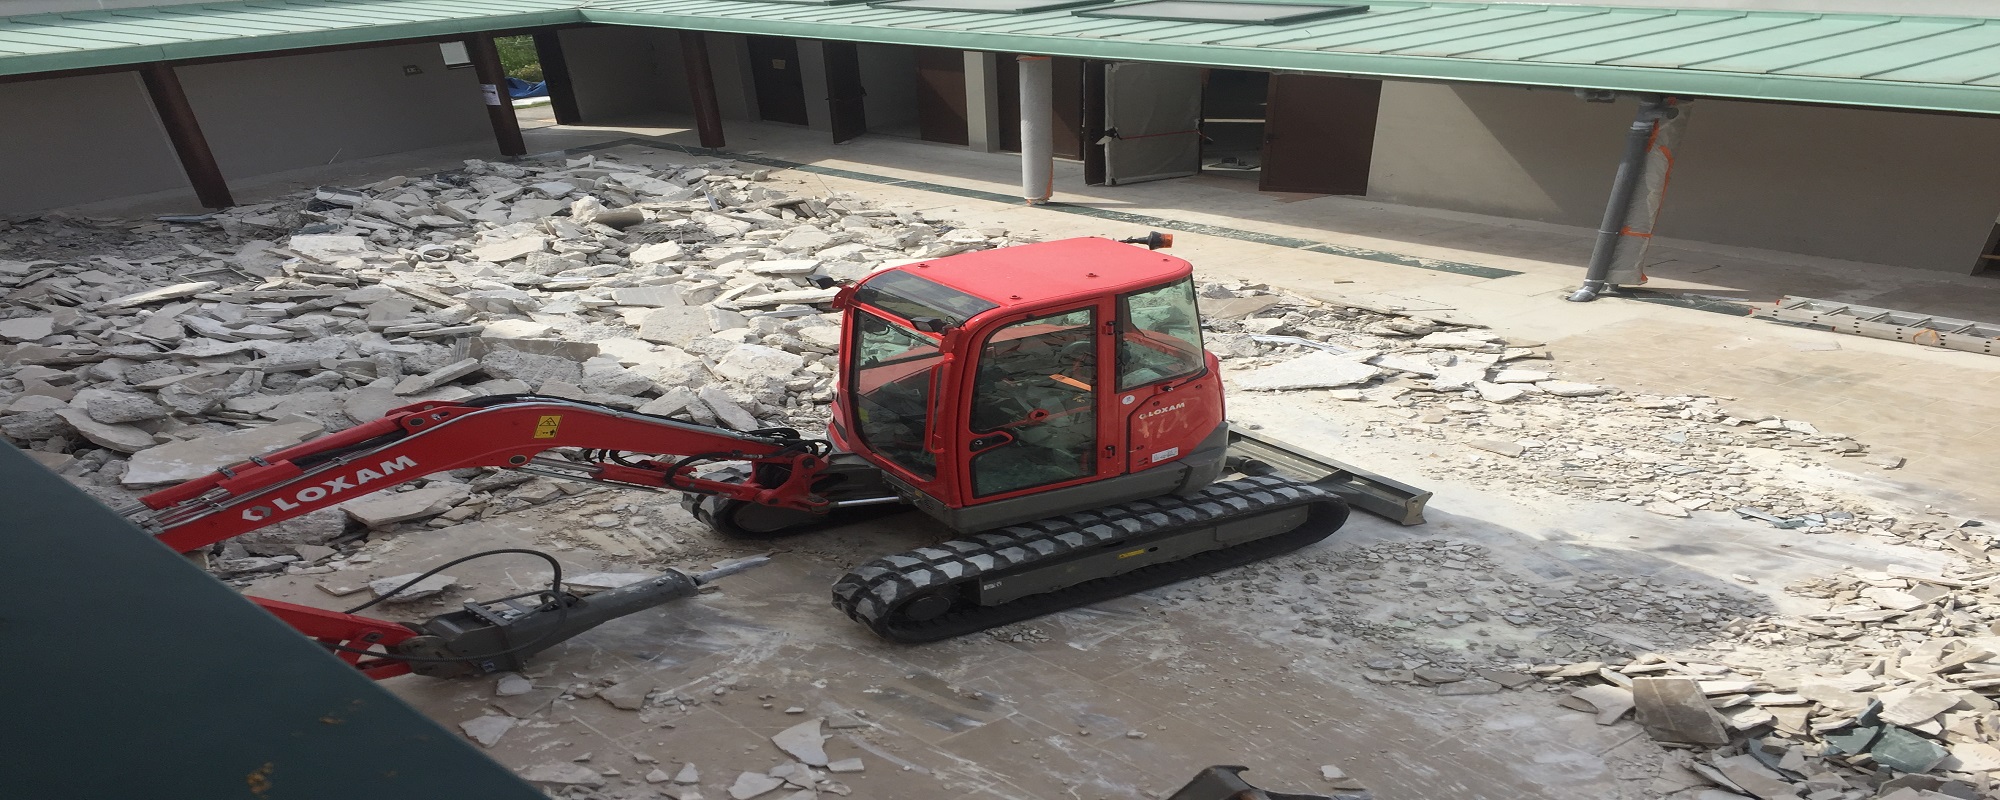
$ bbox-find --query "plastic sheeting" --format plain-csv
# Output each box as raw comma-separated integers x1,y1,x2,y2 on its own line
506,76,548,99
1606,98,1690,287
1103,62,1201,186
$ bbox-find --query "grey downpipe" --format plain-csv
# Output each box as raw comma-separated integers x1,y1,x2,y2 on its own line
1568,95,1675,303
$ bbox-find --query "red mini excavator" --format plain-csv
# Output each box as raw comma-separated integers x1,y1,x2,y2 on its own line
120,234,1428,680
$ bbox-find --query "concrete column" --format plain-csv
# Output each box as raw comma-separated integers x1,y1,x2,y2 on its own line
1019,55,1053,203
531,31,582,125
964,51,1001,153
679,31,726,148
465,34,527,157
138,63,233,209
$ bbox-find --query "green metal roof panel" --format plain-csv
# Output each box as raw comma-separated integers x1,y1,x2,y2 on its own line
6,0,2000,115
0,0,579,74
1795,22,2000,78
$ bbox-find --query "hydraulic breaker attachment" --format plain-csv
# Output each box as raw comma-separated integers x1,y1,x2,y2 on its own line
1166,766,1356,800
391,557,768,678
1225,425,1432,526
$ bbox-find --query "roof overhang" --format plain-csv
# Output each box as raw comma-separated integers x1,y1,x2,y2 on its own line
2,0,1997,116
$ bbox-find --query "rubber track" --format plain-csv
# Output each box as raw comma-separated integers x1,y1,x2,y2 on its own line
831,475,1349,643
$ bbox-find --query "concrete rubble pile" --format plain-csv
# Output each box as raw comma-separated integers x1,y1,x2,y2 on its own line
1534,560,2000,799
1200,282,1958,548
1155,537,1766,688
0,152,1017,576
501,665,871,800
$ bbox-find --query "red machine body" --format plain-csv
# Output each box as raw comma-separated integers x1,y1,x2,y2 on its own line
129,398,835,679
829,238,1227,527
122,236,1397,677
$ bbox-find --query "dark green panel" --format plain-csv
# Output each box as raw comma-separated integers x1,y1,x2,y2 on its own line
0,443,546,800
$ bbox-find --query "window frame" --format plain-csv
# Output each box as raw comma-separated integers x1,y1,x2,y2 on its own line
1115,277,1207,392
964,304,1102,500
847,307,945,482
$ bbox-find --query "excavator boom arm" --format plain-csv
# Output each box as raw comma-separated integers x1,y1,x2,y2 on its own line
132,396,834,553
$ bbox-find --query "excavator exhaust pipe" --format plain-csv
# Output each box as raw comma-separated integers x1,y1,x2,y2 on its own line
1166,766,1356,800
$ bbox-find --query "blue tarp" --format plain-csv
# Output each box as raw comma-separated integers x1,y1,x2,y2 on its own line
506,77,547,99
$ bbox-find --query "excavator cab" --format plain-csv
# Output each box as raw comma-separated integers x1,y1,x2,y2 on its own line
831,237,1231,533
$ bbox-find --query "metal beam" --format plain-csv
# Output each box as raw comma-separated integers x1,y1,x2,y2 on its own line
465,33,527,157
679,31,726,148
532,31,582,125
138,62,233,209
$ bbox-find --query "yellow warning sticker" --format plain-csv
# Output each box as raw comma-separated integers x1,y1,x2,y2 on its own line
533,415,562,439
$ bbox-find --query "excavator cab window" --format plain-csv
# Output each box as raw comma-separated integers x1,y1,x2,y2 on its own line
850,310,942,480
968,307,1099,498
1117,278,1205,390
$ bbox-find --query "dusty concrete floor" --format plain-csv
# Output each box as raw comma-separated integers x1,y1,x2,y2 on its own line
77,108,1996,797
247,387,1958,800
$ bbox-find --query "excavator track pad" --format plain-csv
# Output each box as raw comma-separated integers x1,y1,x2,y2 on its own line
832,475,1348,642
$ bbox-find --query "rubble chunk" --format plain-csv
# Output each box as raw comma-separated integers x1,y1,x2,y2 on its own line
771,718,828,766
1236,352,1380,391
458,715,515,747
366,572,458,603
123,420,324,484
1632,677,1730,745
341,484,470,528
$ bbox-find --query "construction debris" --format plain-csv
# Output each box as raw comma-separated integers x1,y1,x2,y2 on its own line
1528,560,2000,796
0,151,1018,583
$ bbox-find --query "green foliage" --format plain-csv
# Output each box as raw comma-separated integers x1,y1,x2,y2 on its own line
495,35,542,82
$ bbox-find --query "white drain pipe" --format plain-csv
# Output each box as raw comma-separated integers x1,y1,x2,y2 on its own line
1019,55,1053,204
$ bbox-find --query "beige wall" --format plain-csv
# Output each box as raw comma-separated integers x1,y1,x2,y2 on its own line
176,44,491,180
555,28,758,124
2,43,492,215
0,72,188,217
1369,82,1631,228
557,26,671,122
1661,100,2000,272
1368,82,2000,273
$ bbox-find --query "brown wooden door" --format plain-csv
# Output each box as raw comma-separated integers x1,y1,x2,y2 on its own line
914,48,969,146
747,36,808,126
824,41,867,143
1260,74,1381,195
997,55,1084,159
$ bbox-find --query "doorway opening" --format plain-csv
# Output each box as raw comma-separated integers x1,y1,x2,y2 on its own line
1200,69,1267,181
746,36,809,126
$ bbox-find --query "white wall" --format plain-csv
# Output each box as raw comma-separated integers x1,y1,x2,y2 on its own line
857,44,920,136
1368,81,2000,273
177,44,491,179
0,71,187,216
